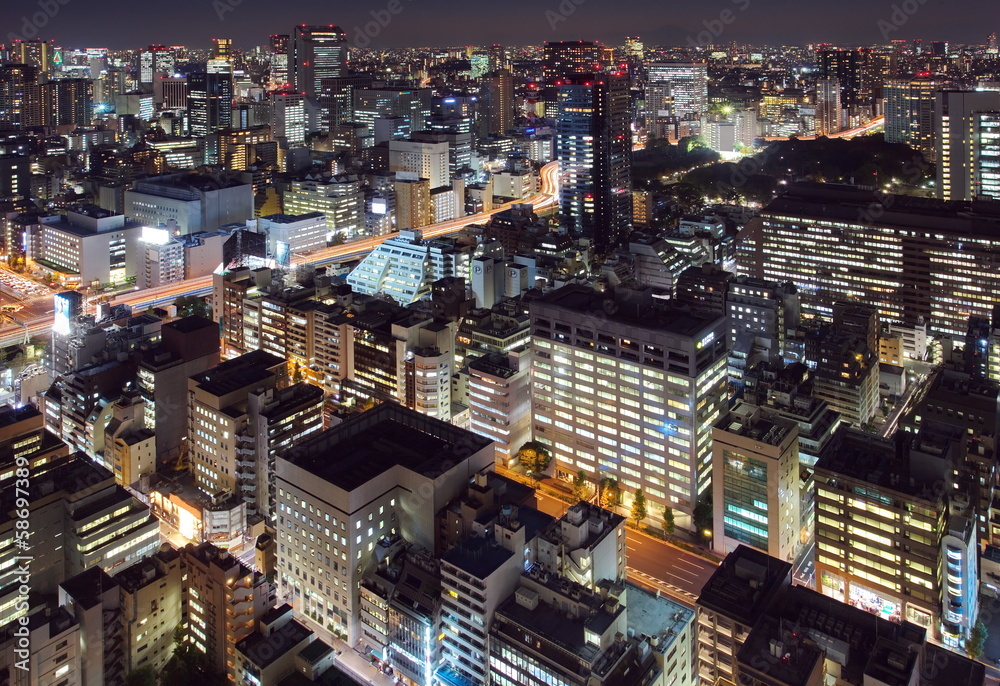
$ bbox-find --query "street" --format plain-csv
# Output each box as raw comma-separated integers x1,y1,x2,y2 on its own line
534,491,718,606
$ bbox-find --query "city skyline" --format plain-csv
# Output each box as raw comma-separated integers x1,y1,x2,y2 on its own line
0,0,993,50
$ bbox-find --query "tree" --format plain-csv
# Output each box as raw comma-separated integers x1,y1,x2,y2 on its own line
663,506,676,535
968,620,988,660
630,488,647,527
174,295,211,319
517,441,552,477
572,470,590,501
693,494,714,540
124,666,157,686
599,477,620,509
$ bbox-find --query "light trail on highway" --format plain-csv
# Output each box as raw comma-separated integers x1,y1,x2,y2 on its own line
0,162,560,349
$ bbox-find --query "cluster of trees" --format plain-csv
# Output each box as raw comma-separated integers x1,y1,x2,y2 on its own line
174,295,211,319
516,441,552,479
633,134,721,183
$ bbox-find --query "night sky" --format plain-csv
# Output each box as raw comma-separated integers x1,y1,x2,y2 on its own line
0,0,982,51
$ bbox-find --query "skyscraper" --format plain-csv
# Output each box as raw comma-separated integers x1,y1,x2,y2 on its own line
935,89,1000,200
0,64,40,129
555,73,632,250
815,76,842,136
269,34,290,89
883,75,947,153
974,112,1000,199
481,69,514,136
139,44,174,86
543,40,606,83
817,48,864,107
647,62,708,118
289,25,348,99
187,70,233,136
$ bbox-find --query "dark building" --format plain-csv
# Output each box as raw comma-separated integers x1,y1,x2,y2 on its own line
817,48,865,107
0,64,40,129
543,40,607,83
676,263,734,318
0,153,29,200
555,73,632,252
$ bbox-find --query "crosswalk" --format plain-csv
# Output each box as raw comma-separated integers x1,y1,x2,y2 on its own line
627,566,699,605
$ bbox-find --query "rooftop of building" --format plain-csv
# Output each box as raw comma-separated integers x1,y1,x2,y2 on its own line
442,534,513,579
769,585,925,686
737,614,824,686
282,403,492,492
624,582,694,655
532,284,723,337
60,565,117,609
492,586,622,671
0,403,40,429
113,546,179,593
0,453,114,524
467,350,524,379
542,501,625,551
920,642,985,686
182,541,252,579
762,182,1000,234
696,544,791,627
164,314,217,335
237,619,313,669
814,425,961,500
715,401,797,447
190,349,284,397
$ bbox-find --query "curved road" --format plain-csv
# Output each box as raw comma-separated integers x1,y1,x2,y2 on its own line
0,162,560,348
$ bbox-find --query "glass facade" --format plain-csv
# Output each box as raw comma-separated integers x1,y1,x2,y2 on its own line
722,450,769,550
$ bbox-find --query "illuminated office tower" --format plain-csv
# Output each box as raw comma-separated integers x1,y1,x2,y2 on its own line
41,78,93,126
529,284,728,529
275,403,494,641
139,44,174,85
813,423,979,648
555,73,632,251
974,112,1000,198
488,43,505,71
187,70,233,136
647,62,707,118
625,36,644,59
712,402,800,562
212,37,232,61
394,176,432,230
481,69,514,136
12,39,52,73
353,87,432,144
883,75,947,152
543,40,606,82
389,138,450,188
0,64,41,129
269,34,290,89
935,90,1000,200
319,74,372,129
746,183,1000,338
816,48,864,107
282,175,365,240
467,348,531,468
815,76,842,135
289,25,348,98
271,91,307,146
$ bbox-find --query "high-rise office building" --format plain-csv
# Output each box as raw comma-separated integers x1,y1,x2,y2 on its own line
481,69,514,136
974,111,1000,199
530,285,728,527
353,87,432,145
275,403,494,642
883,75,947,152
555,73,632,251
745,183,1000,338
0,64,41,129
187,70,233,136
814,423,980,648
647,62,708,118
139,44,174,85
269,34,290,89
270,91,307,146
815,76,842,135
543,40,606,82
712,402,800,562
816,48,864,107
935,89,1000,200
41,78,93,126
11,39,52,73
289,25,348,98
